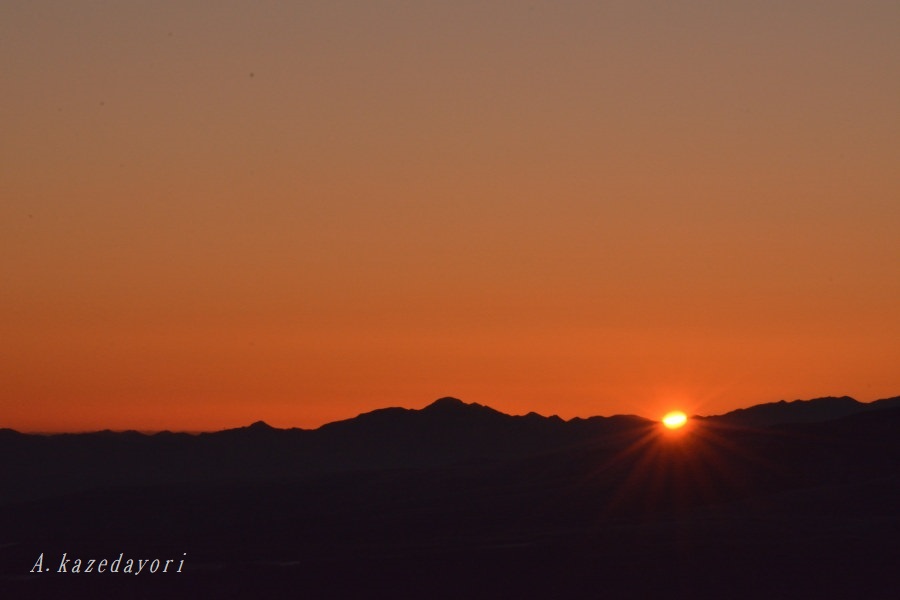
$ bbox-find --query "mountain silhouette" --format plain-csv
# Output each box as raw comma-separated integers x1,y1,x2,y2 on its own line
0,396,898,599
704,395,900,428
0,395,896,506
0,397,643,504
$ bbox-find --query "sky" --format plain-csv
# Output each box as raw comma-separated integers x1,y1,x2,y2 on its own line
2,1,899,432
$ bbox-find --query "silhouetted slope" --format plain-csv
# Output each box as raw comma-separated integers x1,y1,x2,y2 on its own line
315,397,646,467
871,395,900,411
703,395,899,427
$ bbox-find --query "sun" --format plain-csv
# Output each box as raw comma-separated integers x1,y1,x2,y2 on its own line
662,410,688,430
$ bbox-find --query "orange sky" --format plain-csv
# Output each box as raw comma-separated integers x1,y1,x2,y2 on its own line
3,1,899,432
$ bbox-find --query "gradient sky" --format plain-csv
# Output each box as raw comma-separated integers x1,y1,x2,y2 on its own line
3,1,899,432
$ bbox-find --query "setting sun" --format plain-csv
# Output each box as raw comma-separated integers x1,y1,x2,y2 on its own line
662,411,688,430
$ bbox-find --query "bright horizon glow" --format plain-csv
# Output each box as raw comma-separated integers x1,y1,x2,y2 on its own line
662,411,688,430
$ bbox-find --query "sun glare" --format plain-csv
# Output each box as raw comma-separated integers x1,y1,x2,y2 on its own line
662,411,688,430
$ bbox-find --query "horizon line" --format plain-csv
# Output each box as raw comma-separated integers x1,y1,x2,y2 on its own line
6,393,894,436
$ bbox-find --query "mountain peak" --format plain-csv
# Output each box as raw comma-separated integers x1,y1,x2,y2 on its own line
247,420,275,431
420,397,506,422
425,397,467,410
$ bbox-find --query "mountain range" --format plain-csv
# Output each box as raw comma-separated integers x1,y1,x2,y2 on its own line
2,395,899,505
1,395,899,598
